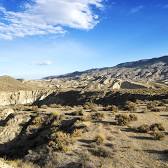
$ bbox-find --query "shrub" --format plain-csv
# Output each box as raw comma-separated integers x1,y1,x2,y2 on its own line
136,124,150,133
80,114,91,121
50,131,72,152
71,129,83,137
115,114,130,126
166,106,168,112
147,102,156,110
94,133,105,145
103,105,118,113
78,152,96,168
71,108,84,116
91,112,105,121
84,102,98,111
150,107,162,112
90,146,112,158
112,105,119,113
125,101,137,112
115,114,138,126
150,123,165,131
151,131,165,140
129,114,138,121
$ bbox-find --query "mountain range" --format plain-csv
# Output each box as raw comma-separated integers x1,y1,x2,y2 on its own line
44,55,168,84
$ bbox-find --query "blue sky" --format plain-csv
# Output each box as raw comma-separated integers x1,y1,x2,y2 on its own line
0,0,168,79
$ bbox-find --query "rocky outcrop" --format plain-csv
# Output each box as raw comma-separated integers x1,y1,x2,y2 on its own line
0,90,54,106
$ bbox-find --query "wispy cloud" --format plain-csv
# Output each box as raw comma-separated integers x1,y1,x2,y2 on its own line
0,0,103,40
130,5,144,14
34,60,53,66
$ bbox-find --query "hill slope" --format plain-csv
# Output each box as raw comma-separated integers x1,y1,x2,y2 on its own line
0,76,37,91
44,55,168,84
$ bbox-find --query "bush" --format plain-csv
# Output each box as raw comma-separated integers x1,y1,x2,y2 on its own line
129,114,138,121
136,124,150,133
151,131,165,140
94,133,105,145
125,101,137,112
115,114,130,126
136,123,165,133
50,131,73,152
90,146,112,158
150,107,162,112
71,108,84,116
91,112,105,121
71,129,83,137
103,105,118,113
166,106,168,112
147,102,156,110
115,114,138,126
78,152,96,168
150,123,165,131
83,102,98,112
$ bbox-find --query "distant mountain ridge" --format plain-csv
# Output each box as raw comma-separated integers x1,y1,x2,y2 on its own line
44,55,168,83
116,55,168,68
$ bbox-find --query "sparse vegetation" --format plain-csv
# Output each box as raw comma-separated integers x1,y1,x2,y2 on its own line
150,123,165,131
115,114,138,126
147,102,156,110
103,105,119,113
50,131,73,152
83,102,98,112
90,146,112,158
49,104,62,108
91,112,105,121
71,108,84,116
124,101,137,112
40,105,48,109
136,124,150,133
94,133,105,145
151,131,165,140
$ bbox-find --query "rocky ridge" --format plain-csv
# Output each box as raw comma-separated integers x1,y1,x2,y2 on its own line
44,56,168,90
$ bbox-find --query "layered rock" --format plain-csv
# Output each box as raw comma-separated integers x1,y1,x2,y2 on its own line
0,90,53,106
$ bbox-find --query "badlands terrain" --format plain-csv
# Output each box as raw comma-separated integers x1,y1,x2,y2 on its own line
0,56,167,168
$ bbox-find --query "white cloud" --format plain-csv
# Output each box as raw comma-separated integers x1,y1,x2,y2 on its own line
34,60,53,66
0,0,103,40
130,5,144,14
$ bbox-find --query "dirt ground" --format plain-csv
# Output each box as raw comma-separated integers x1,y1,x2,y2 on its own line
0,102,167,168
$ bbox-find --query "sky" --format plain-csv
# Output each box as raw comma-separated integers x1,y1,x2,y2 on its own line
0,0,168,79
